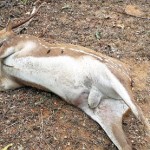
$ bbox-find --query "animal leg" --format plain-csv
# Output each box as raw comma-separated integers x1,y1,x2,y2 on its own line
81,98,131,150
0,77,23,91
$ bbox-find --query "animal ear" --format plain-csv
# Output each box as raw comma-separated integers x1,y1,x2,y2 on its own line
6,19,12,31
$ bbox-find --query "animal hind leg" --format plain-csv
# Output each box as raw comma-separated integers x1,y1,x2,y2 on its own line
81,98,131,150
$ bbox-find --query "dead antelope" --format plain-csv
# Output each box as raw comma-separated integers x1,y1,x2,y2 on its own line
0,9,149,150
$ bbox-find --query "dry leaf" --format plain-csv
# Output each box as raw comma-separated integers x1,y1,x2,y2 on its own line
2,143,13,150
116,23,124,29
113,20,125,29
125,5,144,17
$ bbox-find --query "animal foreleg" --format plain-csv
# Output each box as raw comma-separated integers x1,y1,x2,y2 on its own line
0,77,23,91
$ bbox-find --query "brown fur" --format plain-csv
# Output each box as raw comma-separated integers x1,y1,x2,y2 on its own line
4,34,131,81
112,123,132,150
1,34,133,100
12,35,133,99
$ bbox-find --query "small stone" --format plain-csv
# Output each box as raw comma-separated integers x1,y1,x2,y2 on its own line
64,136,67,139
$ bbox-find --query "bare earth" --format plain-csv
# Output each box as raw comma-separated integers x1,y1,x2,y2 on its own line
0,0,150,150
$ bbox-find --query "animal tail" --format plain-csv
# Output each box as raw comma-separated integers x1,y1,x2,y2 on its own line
109,72,150,133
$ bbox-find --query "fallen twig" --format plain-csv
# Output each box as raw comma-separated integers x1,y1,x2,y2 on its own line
113,9,150,20
14,2,46,33
39,24,50,38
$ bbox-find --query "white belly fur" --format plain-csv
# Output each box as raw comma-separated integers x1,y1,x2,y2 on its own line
3,54,120,105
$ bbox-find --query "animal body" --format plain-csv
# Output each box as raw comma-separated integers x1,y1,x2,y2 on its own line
0,13,149,150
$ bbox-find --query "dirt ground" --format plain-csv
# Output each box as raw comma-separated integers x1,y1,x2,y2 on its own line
0,0,150,150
